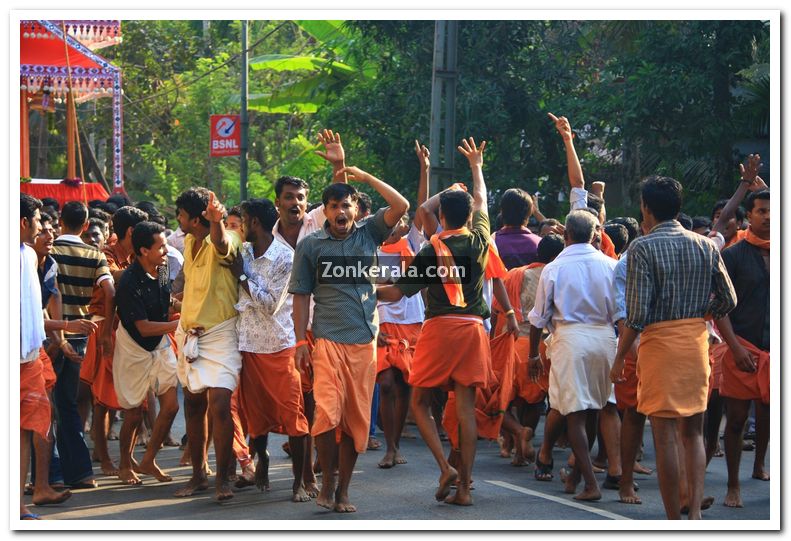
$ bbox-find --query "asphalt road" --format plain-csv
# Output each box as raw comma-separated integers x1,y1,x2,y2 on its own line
26,394,771,524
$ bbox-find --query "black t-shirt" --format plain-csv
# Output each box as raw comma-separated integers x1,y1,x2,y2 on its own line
116,260,171,351
722,240,769,351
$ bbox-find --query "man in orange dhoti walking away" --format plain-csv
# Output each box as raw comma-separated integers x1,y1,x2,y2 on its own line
231,198,311,502
379,137,516,506
715,189,770,508
290,166,409,513
491,234,565,466
611,176,736,520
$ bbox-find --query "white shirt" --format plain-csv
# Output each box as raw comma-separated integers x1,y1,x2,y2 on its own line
235,240,296,354
570,187,589,211
273,205,327,252
166,244,184,282
528,242,618,333
167,227,186,253
21,244,46,361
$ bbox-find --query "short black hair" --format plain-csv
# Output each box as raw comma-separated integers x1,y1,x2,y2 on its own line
60,201,89,230
538,218,561,235
275,176,310,198
135,201,160,217
692,216,712,231
677,212,693,231
500,188,533,227
40,197,59,212
107,194,133,209
606,217,640,246
132,221,166,256
227,205,242,219
175,188,211,228
745,189,770,212
89,207,111,224
711,199,745,222
604,223,629,255
21,193,42,222
241,198,279,233
99,201,119,215
87,217,106,234
439,190,473,229
640,175,682,222
40,211,53,225
357,192,373,216
586,192,604,216
113,206,149,240
42,206,59,222
537,234,565,263
322,183,359,206
88,199,105,209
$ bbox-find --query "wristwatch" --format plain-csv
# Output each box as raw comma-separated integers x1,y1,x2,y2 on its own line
239,274,248,282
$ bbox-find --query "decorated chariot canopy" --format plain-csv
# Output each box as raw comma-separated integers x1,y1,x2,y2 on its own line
19,20,125,193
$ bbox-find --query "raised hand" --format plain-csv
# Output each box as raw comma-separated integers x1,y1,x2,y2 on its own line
335,166,370,184
202,191,226,223
457,137,487,168
415,140,430,170
548,112,574,141
315,129,345,165
591,181,606,198
748,175,768,193
739,154,762,184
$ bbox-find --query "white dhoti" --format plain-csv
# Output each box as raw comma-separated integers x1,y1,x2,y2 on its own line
175,317,241,393
547,323,615,416
113,324,178,410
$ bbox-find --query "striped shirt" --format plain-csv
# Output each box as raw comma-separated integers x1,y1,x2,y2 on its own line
625,221,736,332
51,235,112,333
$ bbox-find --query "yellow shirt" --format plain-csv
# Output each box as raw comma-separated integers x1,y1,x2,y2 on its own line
180,230,243,331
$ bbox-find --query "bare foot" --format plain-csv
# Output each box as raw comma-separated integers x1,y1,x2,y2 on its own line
618,485,642,505
137,459,173,482
179,451,191,467
292,484,311,503
118,468,142,486
303,481,320,498
752,467,770,481
574,485,602,501
378,450,396,469
235,464,256,488
435,466,458,501
107,429,119,441
498,435,513,458
255,454,270,492
444,487,473,506
174,475,209,497
724,488,743,508
316,479,336,510
633,461,653,475
32,487,72,505
215,480,234,502
520,427,536,464
100,460,119,476
394,451,407,465
563,469,580,495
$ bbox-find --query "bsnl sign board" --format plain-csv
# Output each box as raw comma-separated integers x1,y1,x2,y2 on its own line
210,115,241,157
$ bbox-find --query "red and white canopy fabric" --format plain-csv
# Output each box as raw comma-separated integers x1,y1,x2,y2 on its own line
20,20,124,191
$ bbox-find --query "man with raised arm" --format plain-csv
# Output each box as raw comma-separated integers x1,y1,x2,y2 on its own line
172,188,243,501
289,165,408,513
378,138,507,506
610,176,736,519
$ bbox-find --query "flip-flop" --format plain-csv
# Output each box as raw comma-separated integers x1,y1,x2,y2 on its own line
21,513,42,520
69,480,98,490
534,457,554,481
603,474,639,491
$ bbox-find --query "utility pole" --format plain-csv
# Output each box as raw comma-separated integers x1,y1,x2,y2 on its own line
428,20,458,194
240,20,249,201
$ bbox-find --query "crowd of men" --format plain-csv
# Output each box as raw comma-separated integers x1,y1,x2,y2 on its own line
19,116,770,521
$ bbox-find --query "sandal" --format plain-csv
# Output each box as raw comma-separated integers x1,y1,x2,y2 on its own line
367,436,382,451
534,457,554,481
21,513,42,520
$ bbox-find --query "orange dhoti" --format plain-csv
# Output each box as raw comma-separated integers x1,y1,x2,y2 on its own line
230,389,252,468
513,335,550,404
21,357,51,440
442,333,516,449
636,318,710,418
311,339,376,453
718,336,769,405
82,318,121,410
614,350,638,411
239,349,309,438
301,330,316,393
376,322,421,378
39,348,57,391
409,315,492,391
